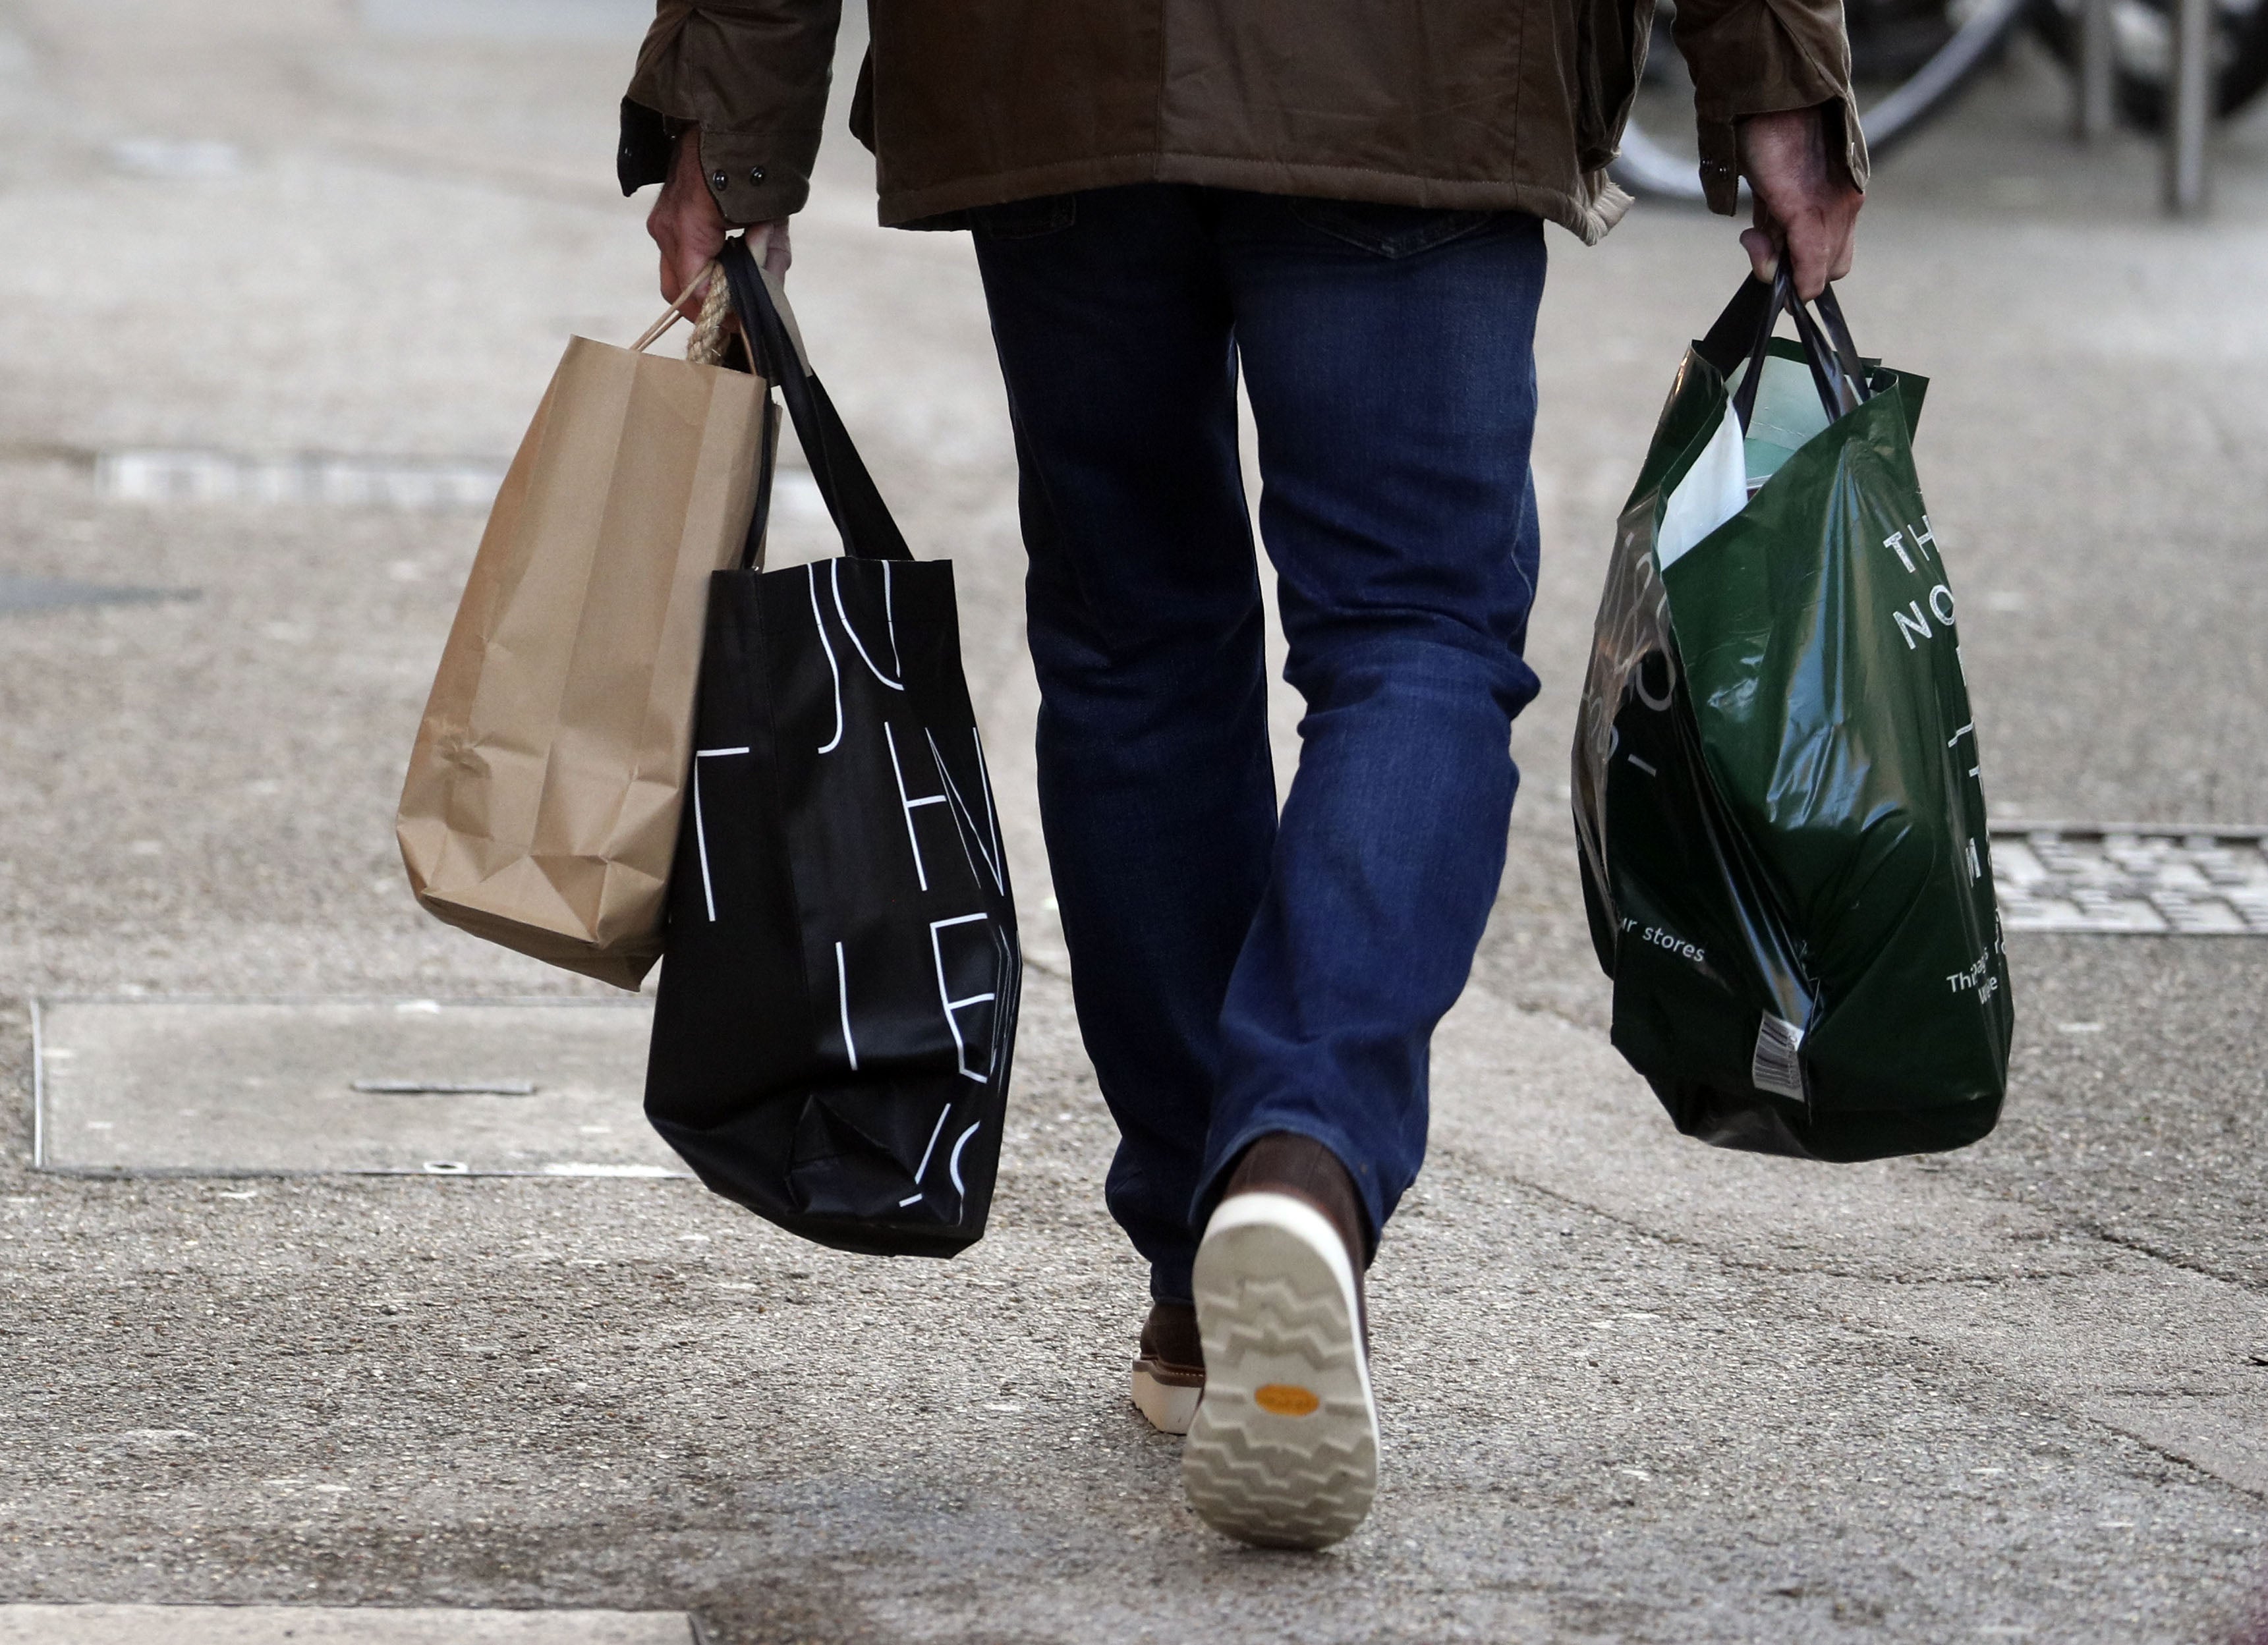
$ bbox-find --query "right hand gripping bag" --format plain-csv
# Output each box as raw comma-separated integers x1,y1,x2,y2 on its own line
1572,271,2014,1161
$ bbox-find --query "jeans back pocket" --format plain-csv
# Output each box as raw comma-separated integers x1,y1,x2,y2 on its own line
971,194,1079,240
1288,199,1498,260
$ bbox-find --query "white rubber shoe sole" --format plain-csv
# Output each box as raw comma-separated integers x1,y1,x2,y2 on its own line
1183,1191,1378,1550
1130,1362,1203,1436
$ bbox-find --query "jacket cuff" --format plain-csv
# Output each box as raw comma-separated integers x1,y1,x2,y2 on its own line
1697,93,1867,215
1683,0,1870,213
616,96,818,223
617,97,672,196
693,124,818,223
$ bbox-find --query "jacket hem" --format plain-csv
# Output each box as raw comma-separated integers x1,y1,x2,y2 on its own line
876,152,1631,244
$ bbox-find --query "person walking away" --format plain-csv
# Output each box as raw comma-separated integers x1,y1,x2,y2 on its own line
621,0,1863,1550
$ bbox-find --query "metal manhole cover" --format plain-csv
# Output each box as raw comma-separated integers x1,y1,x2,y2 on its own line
1991,825,2268,934
32,997,688,1178
96,449,503,511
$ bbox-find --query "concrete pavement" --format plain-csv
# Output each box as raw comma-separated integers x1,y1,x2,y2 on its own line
1,0,2266,1639
0,1607,695,1643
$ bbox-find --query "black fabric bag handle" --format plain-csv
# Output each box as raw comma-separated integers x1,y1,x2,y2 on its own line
738,397,781,572
720,233,913,569
1700,267,1869,434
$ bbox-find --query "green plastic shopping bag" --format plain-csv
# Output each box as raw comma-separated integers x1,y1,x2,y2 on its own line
1571,270,2014,1161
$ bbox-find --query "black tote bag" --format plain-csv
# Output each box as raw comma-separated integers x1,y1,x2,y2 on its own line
644,236,1021,1258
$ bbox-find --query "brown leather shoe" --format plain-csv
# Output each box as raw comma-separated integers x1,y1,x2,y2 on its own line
1131,1299,1205,1435
1223,1132,1372,1342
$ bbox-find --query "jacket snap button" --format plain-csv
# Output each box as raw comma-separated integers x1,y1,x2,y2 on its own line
749,167,766,184
709,169,728,191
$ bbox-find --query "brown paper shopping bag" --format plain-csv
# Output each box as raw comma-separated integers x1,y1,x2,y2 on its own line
396,275,770,988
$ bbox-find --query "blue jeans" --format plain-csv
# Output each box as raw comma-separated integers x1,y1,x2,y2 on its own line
972,185,1546,1303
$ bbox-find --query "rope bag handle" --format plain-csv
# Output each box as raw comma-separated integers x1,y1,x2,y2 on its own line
627,263,736,364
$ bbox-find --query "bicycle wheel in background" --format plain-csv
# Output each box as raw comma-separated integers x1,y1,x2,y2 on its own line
2030,0,2268,125
1613,0,2033,202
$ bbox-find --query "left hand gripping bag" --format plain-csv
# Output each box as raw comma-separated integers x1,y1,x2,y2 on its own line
1571,271,2013,1161
643,237,1021,1258
396,286,768,988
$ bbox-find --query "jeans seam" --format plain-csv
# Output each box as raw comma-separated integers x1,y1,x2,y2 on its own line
973,194,1080,240
1286,200,1494,260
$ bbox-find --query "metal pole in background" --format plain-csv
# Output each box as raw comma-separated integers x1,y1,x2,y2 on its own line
2165,0,2213,211
2077,0,2115,138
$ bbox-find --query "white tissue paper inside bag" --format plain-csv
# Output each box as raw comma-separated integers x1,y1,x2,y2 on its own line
1656,401,1746,571
1656,352,1840,572
1730,352,1836,491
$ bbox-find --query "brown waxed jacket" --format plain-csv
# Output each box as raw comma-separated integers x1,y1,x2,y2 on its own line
619,0,1865,246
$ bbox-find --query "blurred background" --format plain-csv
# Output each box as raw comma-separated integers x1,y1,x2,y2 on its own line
10,0,2268,1412
0,0,2261,1003
5,0,2263,1057
2,2,2267,1638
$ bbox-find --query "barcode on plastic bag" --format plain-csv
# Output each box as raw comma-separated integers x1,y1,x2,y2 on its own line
1751,1015,1807,1100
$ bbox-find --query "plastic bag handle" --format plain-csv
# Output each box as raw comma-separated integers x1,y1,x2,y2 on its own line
719,234,913,567
1785,283,1867,419
1810,284,1867,393
1702,269,1869,434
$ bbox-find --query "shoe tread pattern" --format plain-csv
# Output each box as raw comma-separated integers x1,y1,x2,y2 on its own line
1183,1218,1377,1551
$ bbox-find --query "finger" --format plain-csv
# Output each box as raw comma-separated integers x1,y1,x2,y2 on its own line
648,212,676,306
761,223,793,281
671,250,712,321
1739,225,1778,283
650,227,707,318
1777,217,1828,300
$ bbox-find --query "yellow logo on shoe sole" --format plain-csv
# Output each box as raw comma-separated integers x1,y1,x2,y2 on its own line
1254,1383,1320,1416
